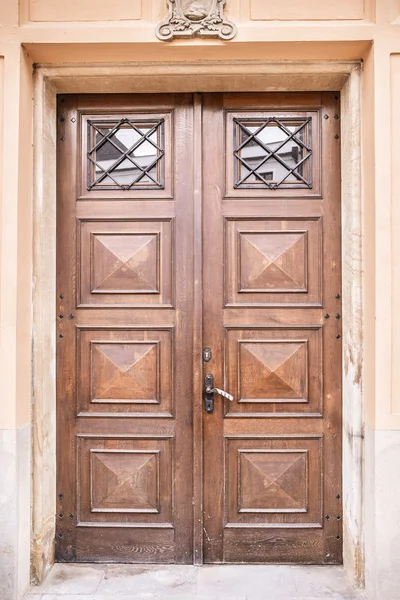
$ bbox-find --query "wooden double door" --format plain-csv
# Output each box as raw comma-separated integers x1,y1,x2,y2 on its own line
56,92,342,565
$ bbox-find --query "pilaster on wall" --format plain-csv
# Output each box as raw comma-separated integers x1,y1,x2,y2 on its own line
363,38,400,600
0,44,22,432
0,43,33,600
0,42,33,432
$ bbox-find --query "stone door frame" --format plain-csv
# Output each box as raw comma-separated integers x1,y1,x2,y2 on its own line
31,60,363,585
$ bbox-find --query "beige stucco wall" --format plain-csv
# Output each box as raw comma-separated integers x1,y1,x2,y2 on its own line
0,45,33,432
1,1,400,600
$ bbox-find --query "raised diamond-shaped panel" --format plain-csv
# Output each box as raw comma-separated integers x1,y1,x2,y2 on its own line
92,233,159,294
92,342,158,403
91,450,159,513
239,341,308,401
240,231,307,293
239,450,308,512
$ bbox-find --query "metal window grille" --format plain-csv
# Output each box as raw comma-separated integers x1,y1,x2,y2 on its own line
234,117,313,190
87,118,165,191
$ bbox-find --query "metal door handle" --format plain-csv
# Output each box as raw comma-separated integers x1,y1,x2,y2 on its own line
204,374,234,414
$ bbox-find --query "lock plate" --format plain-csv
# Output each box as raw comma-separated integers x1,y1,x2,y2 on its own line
204,374,214,414
203,348,212,362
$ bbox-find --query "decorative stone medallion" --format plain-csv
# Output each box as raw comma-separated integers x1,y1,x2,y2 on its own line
156,0,237,41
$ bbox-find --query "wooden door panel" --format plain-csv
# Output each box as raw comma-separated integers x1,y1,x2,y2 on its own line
78,219,174,308
225,327,322,417
57,94,194,564
225,218,323,307
203,92,342,565
77,328,174,417
77,435,173,525
223,528,324,564
225,436,322,526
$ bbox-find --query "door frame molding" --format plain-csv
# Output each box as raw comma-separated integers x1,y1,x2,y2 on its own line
31,60,363,585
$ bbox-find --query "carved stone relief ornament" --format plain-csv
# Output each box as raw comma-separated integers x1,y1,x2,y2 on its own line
156,0,237,41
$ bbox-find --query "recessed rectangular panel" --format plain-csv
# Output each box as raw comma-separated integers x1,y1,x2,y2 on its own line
250,0,364,21
77,328,173,417
225,436,322,527
29,0,142,22
78,219,173,307
225,327,322,417
225,219,322,307
77,436,173,526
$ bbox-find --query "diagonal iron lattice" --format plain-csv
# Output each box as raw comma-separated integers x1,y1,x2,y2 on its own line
87,118,165,191
234,117,313,190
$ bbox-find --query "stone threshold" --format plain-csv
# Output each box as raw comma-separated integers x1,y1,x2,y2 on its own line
25,563,365,600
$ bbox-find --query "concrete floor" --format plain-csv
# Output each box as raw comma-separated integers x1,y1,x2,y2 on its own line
24,563,365,600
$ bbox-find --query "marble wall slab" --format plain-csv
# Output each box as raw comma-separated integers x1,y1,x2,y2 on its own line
0,425,31,600
365,426,400,600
